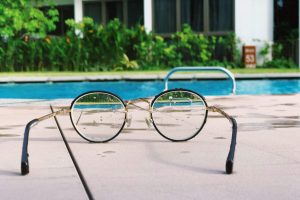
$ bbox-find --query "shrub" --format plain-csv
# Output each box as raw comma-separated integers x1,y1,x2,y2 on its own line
171,25,211,65
217,33,242,68
0,0,58,38
0,20,246,72
134,33,181,69
261,59,297,69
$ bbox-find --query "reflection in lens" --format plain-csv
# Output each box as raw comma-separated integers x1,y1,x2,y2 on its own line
71,92,126,142
151,90,207,141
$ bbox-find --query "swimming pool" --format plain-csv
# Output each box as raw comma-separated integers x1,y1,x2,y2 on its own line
0,79,299,99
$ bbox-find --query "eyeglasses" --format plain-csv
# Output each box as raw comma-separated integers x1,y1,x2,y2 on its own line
21,88,237,176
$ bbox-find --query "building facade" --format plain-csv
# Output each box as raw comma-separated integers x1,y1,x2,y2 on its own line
46,0,293,65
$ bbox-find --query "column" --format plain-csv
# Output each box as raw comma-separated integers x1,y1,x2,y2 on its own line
74,0,83,23
144,0,153,32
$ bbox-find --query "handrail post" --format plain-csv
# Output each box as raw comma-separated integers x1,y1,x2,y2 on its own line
164,67,236,94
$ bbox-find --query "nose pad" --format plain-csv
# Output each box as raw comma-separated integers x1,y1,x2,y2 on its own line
145,118,153,128
126,114,132,127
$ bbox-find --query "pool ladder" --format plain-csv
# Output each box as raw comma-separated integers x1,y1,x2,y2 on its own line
164,66,236,95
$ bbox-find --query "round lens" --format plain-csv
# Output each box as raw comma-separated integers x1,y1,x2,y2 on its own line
151,90,207,141
70,92,126,142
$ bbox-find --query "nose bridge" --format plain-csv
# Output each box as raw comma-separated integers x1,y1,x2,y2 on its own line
124,106,131,127
124,99,153,128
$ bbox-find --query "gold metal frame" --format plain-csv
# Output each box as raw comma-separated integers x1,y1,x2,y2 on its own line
37,107,70,122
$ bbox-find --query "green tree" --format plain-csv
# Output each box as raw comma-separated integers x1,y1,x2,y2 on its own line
0,0,58,38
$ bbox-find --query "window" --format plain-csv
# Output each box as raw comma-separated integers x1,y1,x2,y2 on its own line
83,0,143,26
127,0,144,26
154,0,176,34
153,0,234,35
106,1,123,22
181,0,204,32
209,0,234,31
84,2,102,24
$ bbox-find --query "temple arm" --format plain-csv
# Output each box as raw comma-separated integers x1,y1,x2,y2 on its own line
21,108,70,175
207,106,237,174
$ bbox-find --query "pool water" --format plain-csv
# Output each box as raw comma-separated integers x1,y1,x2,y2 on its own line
0,79,299,100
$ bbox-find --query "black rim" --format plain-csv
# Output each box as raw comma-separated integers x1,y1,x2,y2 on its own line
150,88,208,142
69,91,126,143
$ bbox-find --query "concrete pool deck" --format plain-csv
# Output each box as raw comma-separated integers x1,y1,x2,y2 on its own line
0,94,300,199
0,72,300,83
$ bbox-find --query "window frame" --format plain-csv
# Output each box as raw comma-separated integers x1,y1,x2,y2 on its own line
152,0,235,36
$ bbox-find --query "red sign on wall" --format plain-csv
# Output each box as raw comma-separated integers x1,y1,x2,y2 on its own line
243,46,256,68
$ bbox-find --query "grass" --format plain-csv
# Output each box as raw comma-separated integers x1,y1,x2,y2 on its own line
230,68,300,74
0,70,167,77
0,68,299,77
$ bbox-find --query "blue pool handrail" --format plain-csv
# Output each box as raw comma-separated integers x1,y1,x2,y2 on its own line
164,66,236,94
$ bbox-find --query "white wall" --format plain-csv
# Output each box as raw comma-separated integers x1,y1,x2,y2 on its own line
235,0,274,65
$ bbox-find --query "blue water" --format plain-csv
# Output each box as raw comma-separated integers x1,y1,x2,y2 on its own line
153,101,205,108
74,104,123,109
0,79,299,100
